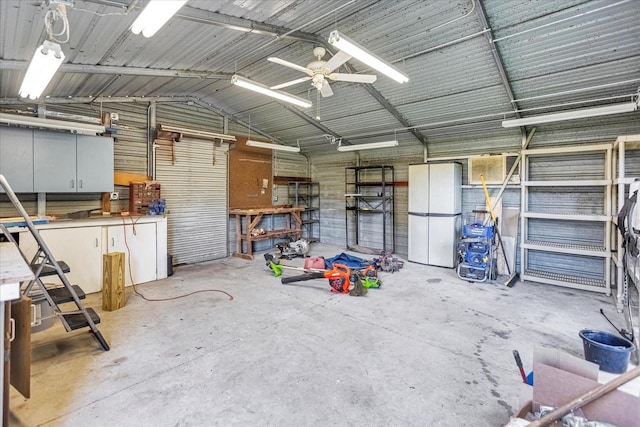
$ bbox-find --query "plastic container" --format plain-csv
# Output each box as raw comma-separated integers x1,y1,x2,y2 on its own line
579,329,635,373
167,254,174,276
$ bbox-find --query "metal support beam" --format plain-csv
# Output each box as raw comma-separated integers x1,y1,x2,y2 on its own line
475,1,522,121
0,60,230,79
0,95,282,145
362,84,428,146
176,8,318,44
317,39,428,147
281,105,351,146
0,96,193,104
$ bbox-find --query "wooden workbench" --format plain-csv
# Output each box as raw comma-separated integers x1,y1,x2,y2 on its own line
0,242,34,427
229,207,304,260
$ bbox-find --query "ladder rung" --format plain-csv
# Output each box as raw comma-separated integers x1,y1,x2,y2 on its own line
31,260,70,276
61,308,101,331
48,285,86,305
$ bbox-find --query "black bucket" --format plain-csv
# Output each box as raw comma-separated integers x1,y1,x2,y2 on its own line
167,254,174,276
579,329,635,373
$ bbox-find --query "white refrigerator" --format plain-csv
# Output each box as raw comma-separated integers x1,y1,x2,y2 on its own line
408,163,462,267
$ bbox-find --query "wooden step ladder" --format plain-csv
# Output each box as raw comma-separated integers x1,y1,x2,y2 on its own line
0,174,109,351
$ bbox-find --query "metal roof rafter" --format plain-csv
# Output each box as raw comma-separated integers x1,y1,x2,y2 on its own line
317,39,428,147
475,1,523,124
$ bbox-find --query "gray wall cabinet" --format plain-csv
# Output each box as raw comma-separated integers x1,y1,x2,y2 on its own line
32,130,113,193
0,127,34,193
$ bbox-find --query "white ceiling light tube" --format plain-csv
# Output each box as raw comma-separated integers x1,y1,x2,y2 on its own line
231,75,312,108
130,0,188,38
246,140,300,153
328,30,409,84
18,40,65,100
0,113,105,135
337,140,399,152
501,102,638,128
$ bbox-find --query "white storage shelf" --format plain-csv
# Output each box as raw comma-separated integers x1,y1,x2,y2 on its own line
520,144,613,295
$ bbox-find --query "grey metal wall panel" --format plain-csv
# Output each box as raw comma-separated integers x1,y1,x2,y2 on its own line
156,137,228,264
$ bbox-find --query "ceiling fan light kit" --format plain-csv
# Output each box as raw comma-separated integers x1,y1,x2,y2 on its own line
19,40,65,100
328,30,409,84
130,0,188,38
267,46,377,98
337,140,399,152
231,75,312,108
501,101,639,128
246,140,301,153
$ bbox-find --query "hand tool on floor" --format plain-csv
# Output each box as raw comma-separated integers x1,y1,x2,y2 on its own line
480,175,517,287
281,263,351,294
264,253,326,277
512,350,528,384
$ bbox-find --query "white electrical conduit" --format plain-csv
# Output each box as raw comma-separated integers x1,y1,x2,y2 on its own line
492,0,632,43
377,0,476,50
510,79,640,103
296,92,637,143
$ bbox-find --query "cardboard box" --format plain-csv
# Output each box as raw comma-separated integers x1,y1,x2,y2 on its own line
508,348,639,427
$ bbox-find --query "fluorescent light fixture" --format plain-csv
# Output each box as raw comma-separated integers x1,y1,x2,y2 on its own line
246,140,300,153
158,124,236,142
130,0,188,38
18,40,65,100
502,102,638,128
328,30,409,84
0,113,105,135
337,140,399,152
231,75,312,108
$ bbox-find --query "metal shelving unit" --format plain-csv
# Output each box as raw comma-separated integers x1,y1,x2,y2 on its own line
345,166,394,253
520,144,613,294
611,135,640,334
288,181,320,242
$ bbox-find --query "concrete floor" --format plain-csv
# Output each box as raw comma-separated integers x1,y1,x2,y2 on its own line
9,243,638,427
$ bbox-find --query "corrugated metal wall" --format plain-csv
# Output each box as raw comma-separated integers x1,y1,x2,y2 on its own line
155,104,229,263
156,137,228,264
310,143,424,255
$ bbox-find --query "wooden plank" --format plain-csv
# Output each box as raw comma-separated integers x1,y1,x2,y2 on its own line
101,192,111,213
102,252,125,311
10,296,31,399
114,171,151,186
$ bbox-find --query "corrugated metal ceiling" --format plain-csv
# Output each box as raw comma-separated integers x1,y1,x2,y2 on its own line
0,0,638,154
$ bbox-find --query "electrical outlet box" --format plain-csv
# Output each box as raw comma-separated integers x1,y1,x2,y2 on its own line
110,112,119,122
110,192,119,200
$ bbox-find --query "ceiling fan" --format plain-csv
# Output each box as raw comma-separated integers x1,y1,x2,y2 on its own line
268,47,377,97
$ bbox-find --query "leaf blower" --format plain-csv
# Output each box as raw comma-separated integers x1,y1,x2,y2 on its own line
281,263,351,294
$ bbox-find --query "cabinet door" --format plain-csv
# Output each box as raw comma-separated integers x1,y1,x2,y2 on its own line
33,131,77,192
0,127,33,193
76,135,114,192
19,227,103,294
107,223,157,285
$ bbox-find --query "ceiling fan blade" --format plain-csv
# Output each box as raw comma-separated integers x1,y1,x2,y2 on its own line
320,80,334,97
270,76,312,90
267,57,313,75
324,50,352,72
328,73,377,84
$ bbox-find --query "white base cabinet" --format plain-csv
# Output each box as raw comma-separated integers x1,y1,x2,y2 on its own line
15,216,167,294
19,227,103,294
107,223,158,286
